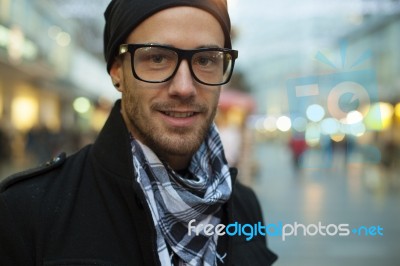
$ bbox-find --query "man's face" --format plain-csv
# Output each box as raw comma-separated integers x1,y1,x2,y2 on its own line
110,6,225,170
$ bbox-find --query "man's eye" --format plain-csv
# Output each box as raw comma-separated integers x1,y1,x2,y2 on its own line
195,56,216,67
198,57,213,66
150,54,166,63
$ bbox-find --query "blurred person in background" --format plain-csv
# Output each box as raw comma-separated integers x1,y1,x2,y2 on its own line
0,0,277,265
288,132,308,170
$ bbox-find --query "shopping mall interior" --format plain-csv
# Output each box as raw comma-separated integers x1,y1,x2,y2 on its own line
1,0,400,265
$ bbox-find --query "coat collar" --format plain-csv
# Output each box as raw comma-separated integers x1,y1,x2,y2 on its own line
92,100,134,180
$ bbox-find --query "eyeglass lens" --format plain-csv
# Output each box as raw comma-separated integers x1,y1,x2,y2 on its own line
132,46,233,85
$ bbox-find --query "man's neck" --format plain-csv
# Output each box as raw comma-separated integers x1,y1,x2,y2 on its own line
160,153,191,171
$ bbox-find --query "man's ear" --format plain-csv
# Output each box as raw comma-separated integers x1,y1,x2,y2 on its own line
110,58,123,92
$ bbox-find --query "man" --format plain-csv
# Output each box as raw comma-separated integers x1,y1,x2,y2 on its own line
0,0,277,265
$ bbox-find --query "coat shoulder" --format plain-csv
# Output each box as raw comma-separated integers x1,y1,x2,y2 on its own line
230,181,279,265
0,152,67,193
232,181,263,220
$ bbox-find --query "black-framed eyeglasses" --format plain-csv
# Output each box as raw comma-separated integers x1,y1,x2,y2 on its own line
118,44,238,86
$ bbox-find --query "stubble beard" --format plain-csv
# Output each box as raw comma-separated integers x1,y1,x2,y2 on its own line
122,82,218,161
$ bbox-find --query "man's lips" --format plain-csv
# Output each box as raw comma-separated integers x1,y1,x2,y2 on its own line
161,111,196,118
157,109,202,128
152,103,207,125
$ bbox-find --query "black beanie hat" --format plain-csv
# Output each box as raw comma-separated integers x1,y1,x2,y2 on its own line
104,0,231,73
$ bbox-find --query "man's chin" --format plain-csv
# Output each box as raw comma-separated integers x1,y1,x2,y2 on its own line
157,139,202,157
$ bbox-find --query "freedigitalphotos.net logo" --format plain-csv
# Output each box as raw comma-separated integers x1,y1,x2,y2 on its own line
286,41,382,168
188,220,384,241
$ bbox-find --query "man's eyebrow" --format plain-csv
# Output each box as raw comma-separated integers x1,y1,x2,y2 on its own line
197,44,222,49
141,43,222,49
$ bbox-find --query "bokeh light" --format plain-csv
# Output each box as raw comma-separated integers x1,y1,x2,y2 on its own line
364,102,393,131
306,104,325,122
276,116,292,132
73,97,91,114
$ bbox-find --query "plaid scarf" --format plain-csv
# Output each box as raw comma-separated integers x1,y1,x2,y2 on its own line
131,123,232,266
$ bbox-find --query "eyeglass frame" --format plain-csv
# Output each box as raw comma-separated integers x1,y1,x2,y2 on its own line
118,44,239,86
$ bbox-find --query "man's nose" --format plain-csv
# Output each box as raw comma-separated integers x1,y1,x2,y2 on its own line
168,60,197,98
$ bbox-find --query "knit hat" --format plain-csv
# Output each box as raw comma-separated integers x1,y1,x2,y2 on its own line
104,0,231,73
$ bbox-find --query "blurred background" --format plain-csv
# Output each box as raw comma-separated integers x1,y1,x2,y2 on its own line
0,0,400,265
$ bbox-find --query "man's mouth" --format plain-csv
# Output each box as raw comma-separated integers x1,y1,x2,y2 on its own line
162,111,196,118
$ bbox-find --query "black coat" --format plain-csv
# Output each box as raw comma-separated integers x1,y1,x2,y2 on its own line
0,100,277,266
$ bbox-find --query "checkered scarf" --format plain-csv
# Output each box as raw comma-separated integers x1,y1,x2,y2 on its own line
131,123,232,266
